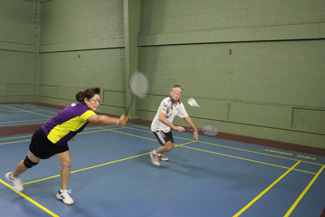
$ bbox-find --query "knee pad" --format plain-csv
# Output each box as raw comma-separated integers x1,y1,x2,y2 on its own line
23,156,38,168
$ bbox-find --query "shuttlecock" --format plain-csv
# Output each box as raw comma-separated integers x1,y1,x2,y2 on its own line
187,97,200,107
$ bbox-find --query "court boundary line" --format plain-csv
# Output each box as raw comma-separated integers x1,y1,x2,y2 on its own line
195,139,323,166
0,122,46,128
18,127,315,185
2,124,319,217
0,135,32,141
0,179,59,217
284,165,325,217
2,124,323,216
2,105,323,216
180,145,315,174
23,141,196,185
0,126,116,145
0,139,30,146
109,127,323,171
233,161,301,217
8,140,192,217
18,104,59,115
1,125,321,175
2,122,323,167
0,104,53,118
0,118,49,125
123,125,324,166
23,153,149,185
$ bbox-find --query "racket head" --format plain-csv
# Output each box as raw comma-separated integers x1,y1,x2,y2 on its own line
128,71,150,99
202,124,219,136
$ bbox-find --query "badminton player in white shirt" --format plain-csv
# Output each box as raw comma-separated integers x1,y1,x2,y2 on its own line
150,85,198,166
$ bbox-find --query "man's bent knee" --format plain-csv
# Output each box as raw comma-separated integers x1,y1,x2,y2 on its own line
164,142,174,151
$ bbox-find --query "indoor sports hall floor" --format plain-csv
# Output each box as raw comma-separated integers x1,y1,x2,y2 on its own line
0,103,324,217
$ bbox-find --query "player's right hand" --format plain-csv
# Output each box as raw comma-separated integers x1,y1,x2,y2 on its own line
118,115,127,128
173,126,185,132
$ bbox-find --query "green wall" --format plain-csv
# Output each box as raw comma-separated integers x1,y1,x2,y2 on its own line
138,0,325,148
0,0,324,148
0,0,36,102
38,0,126,115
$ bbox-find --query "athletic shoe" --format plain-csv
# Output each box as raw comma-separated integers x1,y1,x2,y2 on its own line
5,172,24,192
56,189,74,205
150,151,160,166
158,154,169,161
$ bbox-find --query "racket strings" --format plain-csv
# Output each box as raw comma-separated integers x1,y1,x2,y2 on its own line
202,125,219,136
128,71,150,99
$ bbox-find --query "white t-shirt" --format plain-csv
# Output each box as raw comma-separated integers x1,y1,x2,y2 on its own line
151,96,189,132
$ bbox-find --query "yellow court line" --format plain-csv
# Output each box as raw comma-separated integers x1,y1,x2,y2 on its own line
174,140,197,148
0,123,44,128
284,165,325,217
0,126,117,143
78,126,120,135
5,130,317,216
0,126,115,144
24,140,197,185
197,140,324,167
23,174,61,185
79,129,109,135
18,104,58,115
0,135,32,141
0,119,48,125
100,125,319,175
233,161,301,217
0,127,120,146
2,125,318,175
0,140,30,146
123,126,194,142
124,126,324,166
24,152,150,185
102,128,157,141
71,152,149,173
1,125,321,174
0,105,53,118
181,146,315,175
0,122,46,128
2,123,322,216
0,179,59,217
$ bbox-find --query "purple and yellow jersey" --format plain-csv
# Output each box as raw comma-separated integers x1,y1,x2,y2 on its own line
42,101,96,146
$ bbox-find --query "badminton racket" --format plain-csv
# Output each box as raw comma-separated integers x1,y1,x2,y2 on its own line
124,71,150,121
185,124,219,136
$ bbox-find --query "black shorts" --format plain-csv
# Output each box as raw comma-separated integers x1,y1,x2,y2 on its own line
152,131,174,146
29,128,69,159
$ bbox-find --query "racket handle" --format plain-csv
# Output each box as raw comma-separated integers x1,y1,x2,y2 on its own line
185,129,202,131
119,115,127,129
125,95,135,117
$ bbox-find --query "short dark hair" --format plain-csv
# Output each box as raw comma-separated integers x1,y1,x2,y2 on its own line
75,87,100,101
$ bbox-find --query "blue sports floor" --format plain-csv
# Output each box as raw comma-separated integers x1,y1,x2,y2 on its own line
0,104,324,217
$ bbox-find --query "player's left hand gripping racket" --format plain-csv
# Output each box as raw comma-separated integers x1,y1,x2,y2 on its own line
124,71,150,123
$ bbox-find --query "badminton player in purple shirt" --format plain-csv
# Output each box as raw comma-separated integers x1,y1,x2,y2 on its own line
5,87,127,205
